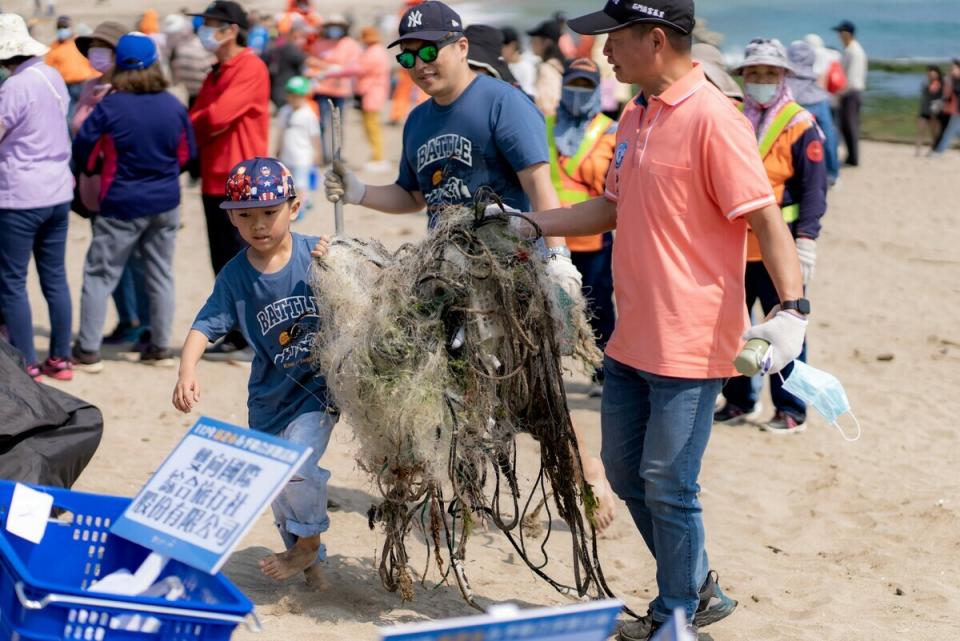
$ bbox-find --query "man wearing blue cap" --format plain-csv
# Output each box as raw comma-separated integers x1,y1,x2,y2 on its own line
323,0,564,248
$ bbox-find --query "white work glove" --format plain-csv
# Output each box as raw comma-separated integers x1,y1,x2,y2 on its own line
545,253,582,300
324,160,366,205
795,237,816,286
742,308,807,375
482,203,536,238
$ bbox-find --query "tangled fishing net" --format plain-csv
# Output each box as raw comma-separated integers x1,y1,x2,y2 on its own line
309,199,624,608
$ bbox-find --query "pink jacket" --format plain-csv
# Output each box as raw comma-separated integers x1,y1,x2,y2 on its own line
325,43,391,112
309,37,363,98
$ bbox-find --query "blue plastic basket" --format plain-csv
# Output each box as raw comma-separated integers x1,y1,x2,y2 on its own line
0,481,258,641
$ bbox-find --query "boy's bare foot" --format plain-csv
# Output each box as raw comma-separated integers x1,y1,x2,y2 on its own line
582,456,616,534
260,534,322,581
304,562,328,590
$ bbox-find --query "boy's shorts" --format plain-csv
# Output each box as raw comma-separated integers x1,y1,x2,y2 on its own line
270,410,336,562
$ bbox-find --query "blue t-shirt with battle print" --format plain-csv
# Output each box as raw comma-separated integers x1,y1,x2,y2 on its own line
396,74,548,227
192,233,330,435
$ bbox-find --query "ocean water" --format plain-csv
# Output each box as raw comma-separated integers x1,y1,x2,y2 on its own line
453,0,960,96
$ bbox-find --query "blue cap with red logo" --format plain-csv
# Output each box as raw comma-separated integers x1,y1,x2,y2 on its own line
220,157,298,210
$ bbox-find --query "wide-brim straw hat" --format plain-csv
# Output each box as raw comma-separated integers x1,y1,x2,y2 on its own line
731,37,794,76
0,13,49,60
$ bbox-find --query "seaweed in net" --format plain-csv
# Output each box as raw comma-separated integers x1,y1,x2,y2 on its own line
309,199,635,614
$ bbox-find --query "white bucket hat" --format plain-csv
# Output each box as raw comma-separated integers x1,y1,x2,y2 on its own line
0,14,49,61
731,38,794,76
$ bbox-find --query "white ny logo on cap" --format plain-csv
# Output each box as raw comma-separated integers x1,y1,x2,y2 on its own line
407,10,423,28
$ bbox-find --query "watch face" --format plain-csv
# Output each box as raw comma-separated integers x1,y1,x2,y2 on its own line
798,298,811,315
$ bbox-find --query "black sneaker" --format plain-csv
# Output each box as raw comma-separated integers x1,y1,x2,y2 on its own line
139,345,175,368
694,570,737,628
71,344,104,373
618,615,697,641
102,321,142,345
713,402,761,426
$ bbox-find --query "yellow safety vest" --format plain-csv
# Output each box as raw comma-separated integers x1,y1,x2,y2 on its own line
545,112,614,206
739,101,803,224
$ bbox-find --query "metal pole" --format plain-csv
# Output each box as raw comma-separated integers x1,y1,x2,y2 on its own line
329,99,345,235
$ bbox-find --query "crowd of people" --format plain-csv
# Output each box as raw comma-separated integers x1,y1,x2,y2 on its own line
0,0,952,638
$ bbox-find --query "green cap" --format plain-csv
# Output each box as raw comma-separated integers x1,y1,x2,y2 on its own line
285,75,311,96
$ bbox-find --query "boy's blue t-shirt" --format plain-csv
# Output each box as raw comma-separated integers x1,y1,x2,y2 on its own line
396,74,548,226
192,233,330,435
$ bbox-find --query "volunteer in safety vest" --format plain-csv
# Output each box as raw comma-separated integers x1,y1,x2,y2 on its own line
714,38,827,433
547,58,617,395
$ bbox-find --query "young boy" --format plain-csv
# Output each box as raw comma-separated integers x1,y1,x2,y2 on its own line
172,157,333,586
275,76,322,216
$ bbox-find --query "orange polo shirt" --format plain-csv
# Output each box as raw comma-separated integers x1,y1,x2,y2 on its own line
603,64,776,379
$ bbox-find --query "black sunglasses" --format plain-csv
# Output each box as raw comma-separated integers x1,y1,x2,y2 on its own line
396,34,462,69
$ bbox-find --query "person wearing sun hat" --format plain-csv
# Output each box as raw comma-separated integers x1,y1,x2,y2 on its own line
174,156,337,587
516,2,812,637
464,25,516,85
71,32,197,372
715,37,826,434
787,39,839,184
0,13,76,381
71,21,128,135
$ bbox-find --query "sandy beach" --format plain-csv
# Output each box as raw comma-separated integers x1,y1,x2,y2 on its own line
11,0,960,639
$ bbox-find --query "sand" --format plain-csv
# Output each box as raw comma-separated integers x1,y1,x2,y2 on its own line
12,1,960,639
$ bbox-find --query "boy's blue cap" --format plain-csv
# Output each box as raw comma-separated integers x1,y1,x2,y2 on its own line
115,32,158,70
221,158,298,210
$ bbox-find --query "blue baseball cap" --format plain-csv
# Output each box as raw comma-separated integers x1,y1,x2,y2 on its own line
115,32,158,70
389,1,463,48
221,157,298,210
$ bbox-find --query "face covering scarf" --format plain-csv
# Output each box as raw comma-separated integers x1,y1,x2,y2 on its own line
555,85,602,158
779,360,861,442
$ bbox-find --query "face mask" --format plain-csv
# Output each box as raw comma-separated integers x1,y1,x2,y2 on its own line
780,360,861,441
325,26,345,39
57,28,73,41
744,82,779,106
197,25,223,52
87,47,114,73
0,66,9,86
560,86,598,118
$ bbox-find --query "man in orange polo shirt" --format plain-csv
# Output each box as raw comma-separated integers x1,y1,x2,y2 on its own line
523,1,809,638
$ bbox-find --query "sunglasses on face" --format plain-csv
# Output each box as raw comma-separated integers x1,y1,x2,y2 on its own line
396,34,461,69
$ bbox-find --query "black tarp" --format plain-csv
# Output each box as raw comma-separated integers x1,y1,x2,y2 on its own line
0,338,103,488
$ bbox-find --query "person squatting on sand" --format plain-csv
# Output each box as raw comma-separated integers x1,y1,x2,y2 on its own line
518,0,810,637
173,157,335,586
323,0,617,533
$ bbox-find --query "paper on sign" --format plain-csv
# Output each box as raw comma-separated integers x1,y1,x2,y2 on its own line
6,483,54,544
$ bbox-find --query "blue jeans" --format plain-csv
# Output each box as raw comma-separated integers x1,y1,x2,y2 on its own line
802,99,840,183
571,233,616,380
600,355,723,622
112,252,151,328
271,411,337,562
721,261,807,419
0,203,72,364
934,113,960,154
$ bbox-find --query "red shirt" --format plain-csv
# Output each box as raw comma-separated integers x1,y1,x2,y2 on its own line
190,48,270,196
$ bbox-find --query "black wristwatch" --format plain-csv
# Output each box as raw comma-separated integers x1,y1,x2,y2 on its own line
781,298,811,315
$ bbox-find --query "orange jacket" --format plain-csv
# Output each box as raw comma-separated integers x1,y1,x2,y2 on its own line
45,39,98,85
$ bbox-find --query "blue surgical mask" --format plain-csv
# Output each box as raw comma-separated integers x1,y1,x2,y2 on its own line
197,25,222,52
57,28,73,41
744,82,779,106
324,26,346,39
780,360,861,441
560,86,598,118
